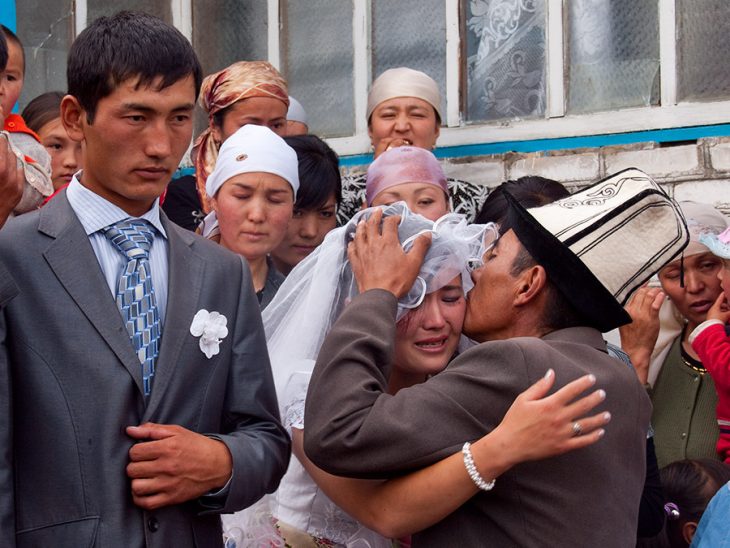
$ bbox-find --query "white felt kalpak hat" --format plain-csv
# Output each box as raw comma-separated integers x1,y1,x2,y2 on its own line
504,168,689,332
205,124,300,199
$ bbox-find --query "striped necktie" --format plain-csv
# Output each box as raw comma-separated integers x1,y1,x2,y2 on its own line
103,219,161,396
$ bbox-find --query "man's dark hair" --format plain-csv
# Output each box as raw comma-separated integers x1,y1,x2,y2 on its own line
284,134,342,211
0,31,7,72
67,11,202,123
22,91,65,133
0,25,23,73
475,176,570,225
509,243,587,331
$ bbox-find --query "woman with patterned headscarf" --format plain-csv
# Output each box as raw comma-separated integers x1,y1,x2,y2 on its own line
162,61,289,229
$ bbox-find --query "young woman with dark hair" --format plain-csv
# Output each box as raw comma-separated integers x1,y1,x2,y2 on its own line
271,134,342,274
22,91,82,191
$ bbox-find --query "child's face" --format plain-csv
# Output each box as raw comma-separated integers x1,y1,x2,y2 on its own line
0,39,24,115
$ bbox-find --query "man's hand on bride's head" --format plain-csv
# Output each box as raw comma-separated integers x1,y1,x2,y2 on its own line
348,208,431,298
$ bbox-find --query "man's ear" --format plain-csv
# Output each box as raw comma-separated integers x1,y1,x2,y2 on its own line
682,521,697,545
514,264,547,307
60,95,86,143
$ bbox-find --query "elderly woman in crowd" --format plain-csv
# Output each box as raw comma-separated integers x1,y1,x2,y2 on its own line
271,134,341,275
163,61,289,230
337,67,488,224
221,203,608,547
201,124,298,309
618,201,728,467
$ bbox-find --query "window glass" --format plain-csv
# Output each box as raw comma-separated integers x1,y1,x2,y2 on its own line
193,0,268,76
567,0,659,114
371,0,447,119
677,0,730,102
16,0,75,110
192,1,268,134
87,0,171,24
282,0,354,137
462,0,546,123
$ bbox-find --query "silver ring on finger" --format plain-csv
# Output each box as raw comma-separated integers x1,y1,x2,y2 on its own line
572,421,583,437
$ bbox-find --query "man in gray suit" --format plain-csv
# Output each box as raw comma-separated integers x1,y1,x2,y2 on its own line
304,171,688,546
0,12,289,547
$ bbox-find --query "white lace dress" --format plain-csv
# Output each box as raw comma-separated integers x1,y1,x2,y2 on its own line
222,371,391,548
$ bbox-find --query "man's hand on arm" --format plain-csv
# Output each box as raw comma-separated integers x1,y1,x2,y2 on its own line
348,208,431,298
126,423,233,510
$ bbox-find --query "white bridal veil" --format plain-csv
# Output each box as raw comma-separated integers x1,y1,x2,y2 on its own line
223,203,497,547
262,201,498,413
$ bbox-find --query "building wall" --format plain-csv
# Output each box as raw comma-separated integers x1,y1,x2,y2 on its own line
343,138,730,214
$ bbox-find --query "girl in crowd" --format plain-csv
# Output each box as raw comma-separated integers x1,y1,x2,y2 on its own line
337,67,488,224
618,201,728,467
22,91,82,192
271,135,341,275
1,25,53,215
638,459,730,548
163,61,289,230
201,124,297,309
222,203,608,547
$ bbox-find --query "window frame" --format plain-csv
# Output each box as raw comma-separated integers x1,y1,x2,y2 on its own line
70,0,730,157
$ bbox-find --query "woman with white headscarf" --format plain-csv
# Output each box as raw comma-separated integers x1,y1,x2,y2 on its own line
222,203,609,547
617,201,728,467
201,124,299,309
337,68,489,225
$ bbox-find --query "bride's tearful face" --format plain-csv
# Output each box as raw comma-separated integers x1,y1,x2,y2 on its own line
393,277,466,378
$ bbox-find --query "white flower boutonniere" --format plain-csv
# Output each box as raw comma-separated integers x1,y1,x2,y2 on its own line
190,309,229,359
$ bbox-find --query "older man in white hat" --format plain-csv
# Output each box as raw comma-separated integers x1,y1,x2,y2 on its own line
304,168,689,547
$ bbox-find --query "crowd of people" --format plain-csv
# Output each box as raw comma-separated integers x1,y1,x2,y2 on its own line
1,10,729,548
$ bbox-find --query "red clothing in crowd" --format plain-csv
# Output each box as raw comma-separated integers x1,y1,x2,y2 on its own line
691,320,730,462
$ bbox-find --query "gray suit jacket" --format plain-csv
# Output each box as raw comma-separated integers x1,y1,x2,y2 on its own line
304,290,651,547
0,192,290,547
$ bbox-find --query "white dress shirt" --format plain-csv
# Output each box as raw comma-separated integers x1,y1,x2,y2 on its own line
65,174,169,325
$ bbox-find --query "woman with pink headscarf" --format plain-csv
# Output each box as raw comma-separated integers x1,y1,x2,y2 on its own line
365,145,450,221
162,61,290,230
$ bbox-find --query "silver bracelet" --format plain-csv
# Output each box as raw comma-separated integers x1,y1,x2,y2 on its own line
462,442,496,491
